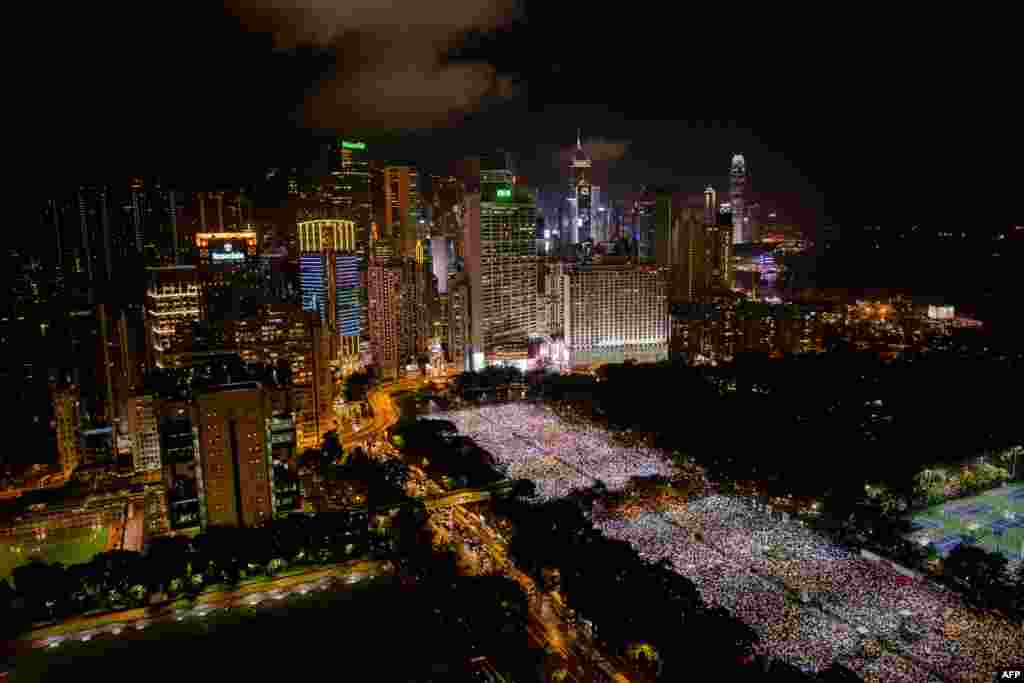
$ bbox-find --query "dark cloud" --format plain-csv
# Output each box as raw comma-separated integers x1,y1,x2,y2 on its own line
552,137,630,189
228,0,522,133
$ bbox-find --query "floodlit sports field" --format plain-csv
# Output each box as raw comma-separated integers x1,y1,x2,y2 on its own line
1,525,109,582
905,483,1024,561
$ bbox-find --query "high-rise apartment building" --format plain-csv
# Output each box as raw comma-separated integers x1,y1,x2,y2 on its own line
153,305,333,451
127,394,162,473
195,385,274,529
562,262,669,367
368,259,405,379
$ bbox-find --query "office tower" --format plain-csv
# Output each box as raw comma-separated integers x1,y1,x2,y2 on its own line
743,198,759,245
562,262,669,367
431,236,450,294
196,231,258,267
633,191,657,262
447,272,472,370
702,186,731,292
730,154,748,244
258,243,291,301
75,185,133,303
329,138,372,248
383,166,421,258
335,253,362,368
154,184,185,267
430,175,463,240
461,192,484,370
51,383,82,479
127,394,162,473
297,218,359,364
465,157,538,364
195,230,262,320
195,385,274,529
570,131,593,244
436,292,449,351
717,201,735,287
97,303,144,428
145,266,202,365
652,188,676,267
368,260,405,379
662,196,707,302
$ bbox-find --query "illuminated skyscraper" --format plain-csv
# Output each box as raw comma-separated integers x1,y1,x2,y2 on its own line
569,131,593,244
145,266,202,364
465,156,538,364
330,138,372,249
383,166,421,258
704,186,731,290
367,259,405,379
296,219,361,364
730,154,748,244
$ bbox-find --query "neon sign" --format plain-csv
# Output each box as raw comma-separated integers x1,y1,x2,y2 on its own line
496,188,512,199
341,140,366,150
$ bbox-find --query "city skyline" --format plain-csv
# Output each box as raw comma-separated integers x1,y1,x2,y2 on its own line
1,5,1023,681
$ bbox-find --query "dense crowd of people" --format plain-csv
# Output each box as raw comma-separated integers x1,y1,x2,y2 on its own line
602,499,1023,681
430,404,1024,682
431,404,674,501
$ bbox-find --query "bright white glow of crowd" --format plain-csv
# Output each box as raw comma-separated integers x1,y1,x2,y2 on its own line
428,404,1024,682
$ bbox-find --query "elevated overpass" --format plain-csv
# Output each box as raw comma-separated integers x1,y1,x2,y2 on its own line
422,480,521,510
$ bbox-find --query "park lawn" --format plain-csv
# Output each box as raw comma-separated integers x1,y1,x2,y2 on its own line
905,482,1024,561
1,526,109,582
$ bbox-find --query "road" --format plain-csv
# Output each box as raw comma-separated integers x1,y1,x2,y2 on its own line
342,375,634,681
13,559,393,653
342,372,456,450
428,502,633,683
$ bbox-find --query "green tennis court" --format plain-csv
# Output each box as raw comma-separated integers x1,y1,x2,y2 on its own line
904,483,1024,561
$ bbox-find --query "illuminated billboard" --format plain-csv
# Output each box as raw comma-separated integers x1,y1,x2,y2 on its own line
196,232,257,263
341,140,366,150
928,305,955,320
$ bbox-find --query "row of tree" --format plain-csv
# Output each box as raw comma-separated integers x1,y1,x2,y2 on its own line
496,495,771,680
543,354,1022,518
451,366,527,398
0,501,428,638
8,522,546,683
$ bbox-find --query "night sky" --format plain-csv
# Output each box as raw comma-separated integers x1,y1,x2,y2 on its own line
12,2,1018,233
